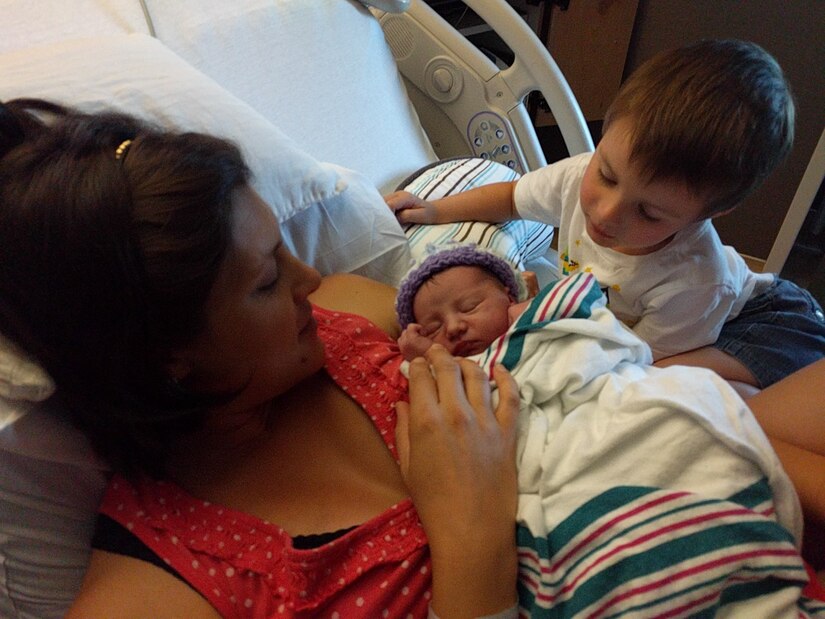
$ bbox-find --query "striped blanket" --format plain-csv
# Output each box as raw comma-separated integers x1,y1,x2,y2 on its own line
470,273,822,617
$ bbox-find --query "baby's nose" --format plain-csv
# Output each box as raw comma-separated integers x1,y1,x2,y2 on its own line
445,316,467,338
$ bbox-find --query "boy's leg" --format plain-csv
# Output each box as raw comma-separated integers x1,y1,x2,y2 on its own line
657,278,825,389
655,346,759,388
686,278,824,389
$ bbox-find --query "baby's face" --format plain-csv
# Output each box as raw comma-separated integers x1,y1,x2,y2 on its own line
579,116,708,256
412,266,513,357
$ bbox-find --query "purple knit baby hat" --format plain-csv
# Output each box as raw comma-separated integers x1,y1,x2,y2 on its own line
395,242,527,329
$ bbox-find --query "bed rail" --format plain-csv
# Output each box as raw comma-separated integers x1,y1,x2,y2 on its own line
373,0,592,174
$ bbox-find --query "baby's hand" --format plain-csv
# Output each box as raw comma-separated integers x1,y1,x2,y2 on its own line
384,190,439,225
399,323,435,361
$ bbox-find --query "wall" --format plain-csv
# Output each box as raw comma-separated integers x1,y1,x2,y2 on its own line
625,0,825,260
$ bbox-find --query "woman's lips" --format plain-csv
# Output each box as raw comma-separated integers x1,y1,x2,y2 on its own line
299,311,316,336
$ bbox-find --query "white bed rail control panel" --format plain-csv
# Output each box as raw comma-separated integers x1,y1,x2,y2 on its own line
468,111,519,169
373,0,592,174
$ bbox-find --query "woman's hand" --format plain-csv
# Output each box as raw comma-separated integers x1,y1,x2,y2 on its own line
384,190,441,225
395,345,519,618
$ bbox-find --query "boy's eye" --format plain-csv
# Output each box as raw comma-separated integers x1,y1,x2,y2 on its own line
421,323,442,337
637,205,659,222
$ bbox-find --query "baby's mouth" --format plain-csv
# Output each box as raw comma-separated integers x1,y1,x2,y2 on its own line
453,340,483,357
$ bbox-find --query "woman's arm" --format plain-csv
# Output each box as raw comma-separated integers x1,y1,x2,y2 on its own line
66,551,221,619
745,358,825,525
746,358,825,457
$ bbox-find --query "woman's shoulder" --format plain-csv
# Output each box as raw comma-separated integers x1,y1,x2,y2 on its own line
310,273,401,339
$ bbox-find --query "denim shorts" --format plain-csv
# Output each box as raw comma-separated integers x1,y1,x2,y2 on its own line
714,277,825,388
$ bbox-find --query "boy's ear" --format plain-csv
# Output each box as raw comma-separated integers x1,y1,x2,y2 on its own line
709,206,736,219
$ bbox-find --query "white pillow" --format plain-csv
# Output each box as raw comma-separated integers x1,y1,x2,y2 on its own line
143,0,437,194
0,400,109,619
0,333,54,402
0,32,414,396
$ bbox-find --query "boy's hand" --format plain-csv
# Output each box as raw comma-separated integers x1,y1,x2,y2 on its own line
399,323,435,361
384,190,440,225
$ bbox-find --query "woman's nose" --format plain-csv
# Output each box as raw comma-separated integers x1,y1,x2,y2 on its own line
289,254,322,300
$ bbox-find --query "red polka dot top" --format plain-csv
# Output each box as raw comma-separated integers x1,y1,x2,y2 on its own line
98,306,433,617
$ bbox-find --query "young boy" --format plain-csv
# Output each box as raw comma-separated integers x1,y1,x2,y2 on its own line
395,242,531,360
386,39,825,388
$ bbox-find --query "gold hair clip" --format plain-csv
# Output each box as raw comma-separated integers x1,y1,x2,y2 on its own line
114,139,133,160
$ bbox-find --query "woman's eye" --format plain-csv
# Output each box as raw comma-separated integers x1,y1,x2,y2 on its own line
256,279,278,294
598,169,616,186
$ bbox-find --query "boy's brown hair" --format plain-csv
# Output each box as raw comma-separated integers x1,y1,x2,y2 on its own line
603,39,795,216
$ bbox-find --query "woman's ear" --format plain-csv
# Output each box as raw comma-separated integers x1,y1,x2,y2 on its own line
165,355,194,383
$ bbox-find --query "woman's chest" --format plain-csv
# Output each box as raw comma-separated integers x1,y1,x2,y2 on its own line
202,372,408,536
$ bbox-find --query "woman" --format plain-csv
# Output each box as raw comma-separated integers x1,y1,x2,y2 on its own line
0,99,520,618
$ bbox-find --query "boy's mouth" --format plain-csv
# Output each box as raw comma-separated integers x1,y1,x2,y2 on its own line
586,219,616,243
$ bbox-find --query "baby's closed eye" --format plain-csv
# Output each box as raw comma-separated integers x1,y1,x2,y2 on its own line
458,298,482,313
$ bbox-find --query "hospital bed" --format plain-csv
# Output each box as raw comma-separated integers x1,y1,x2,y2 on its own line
0,1,817,617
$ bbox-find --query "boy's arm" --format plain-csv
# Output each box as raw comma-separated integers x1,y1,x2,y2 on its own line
384,181,519,225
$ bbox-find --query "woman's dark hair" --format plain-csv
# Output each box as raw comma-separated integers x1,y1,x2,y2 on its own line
0,98,250,476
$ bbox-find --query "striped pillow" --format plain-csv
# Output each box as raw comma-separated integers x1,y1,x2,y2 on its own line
398,157,554,269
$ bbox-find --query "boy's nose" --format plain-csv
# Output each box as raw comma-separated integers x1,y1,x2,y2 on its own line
594,197,623,228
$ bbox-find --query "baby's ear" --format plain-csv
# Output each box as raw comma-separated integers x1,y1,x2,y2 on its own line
521,271,539,298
